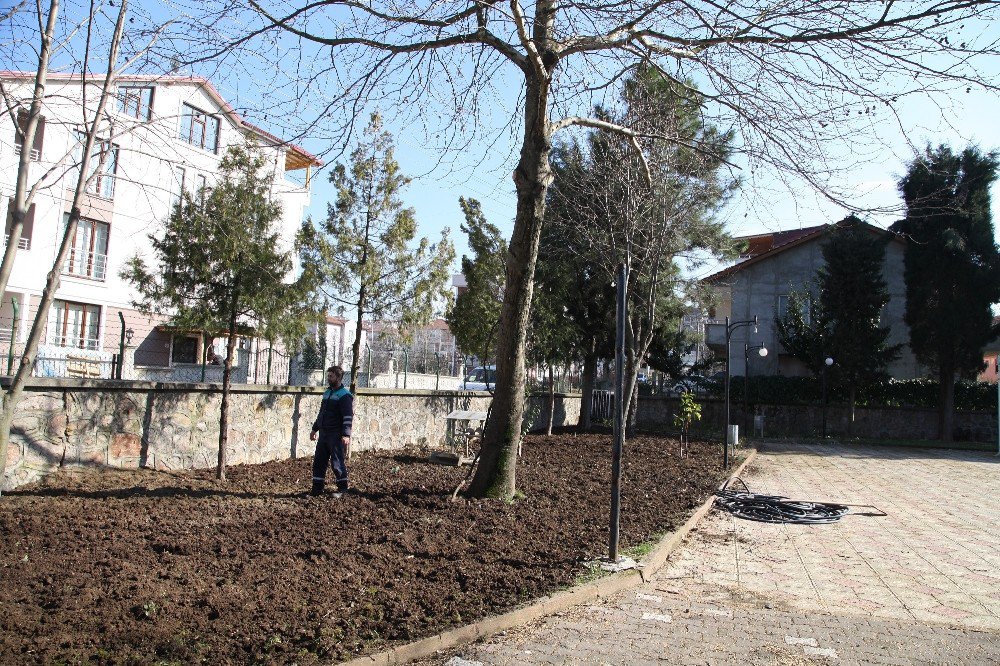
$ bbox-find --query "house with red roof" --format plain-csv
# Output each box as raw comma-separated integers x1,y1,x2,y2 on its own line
701,219,923,378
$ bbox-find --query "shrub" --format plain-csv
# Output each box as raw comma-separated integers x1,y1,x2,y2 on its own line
714,376,996,412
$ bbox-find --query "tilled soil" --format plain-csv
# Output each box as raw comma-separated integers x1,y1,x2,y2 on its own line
0,432,726,665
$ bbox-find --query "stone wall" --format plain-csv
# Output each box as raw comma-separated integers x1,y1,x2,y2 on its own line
3,379,581,490
637,395,997,443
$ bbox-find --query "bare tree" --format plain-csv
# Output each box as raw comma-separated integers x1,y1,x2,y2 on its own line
0,0,149,493
547,68,737,433
187,0,997,500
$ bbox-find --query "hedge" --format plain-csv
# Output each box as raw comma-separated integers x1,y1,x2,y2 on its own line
712,376,998,412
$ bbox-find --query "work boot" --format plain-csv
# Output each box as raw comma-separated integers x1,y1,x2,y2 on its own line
309,480,325,497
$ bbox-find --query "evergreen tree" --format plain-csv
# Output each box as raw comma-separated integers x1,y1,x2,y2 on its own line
894,145,1000,441
537,68,737,435
775,288,830,376
122,143,322,480
818,217,902,430
446,197,506,367
300,113,455,393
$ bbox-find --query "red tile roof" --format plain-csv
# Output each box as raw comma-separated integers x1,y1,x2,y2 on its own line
704,221,901,283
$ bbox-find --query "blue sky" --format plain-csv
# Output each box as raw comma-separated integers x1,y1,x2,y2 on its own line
9,0,999,281
296,84,1000,282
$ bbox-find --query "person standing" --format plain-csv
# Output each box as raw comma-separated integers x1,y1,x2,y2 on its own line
309,365,354,496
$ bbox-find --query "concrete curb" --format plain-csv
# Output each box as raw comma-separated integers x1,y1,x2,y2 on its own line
338,448,759,666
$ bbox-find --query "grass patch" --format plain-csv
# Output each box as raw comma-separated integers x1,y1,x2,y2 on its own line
621,533,663,561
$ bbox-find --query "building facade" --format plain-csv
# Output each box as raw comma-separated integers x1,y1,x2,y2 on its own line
702,221,923,379
1,73,319,379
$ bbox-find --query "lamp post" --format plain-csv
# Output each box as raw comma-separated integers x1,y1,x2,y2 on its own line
724,315,758,469
743,342,768,433
821,356,834,438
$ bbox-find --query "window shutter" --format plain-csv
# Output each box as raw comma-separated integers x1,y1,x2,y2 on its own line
33,116,45,153
4,200,34,250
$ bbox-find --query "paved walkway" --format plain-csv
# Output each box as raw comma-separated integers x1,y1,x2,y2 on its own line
434,442,1000,665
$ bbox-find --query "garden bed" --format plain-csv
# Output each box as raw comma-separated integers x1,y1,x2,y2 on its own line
0,431,727,665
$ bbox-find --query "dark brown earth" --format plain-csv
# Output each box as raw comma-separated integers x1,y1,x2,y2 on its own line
0,431,728,665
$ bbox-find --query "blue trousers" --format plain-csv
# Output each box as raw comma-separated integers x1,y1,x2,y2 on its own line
313,431,349,491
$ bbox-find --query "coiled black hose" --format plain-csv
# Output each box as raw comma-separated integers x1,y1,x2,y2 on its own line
714,477,850,524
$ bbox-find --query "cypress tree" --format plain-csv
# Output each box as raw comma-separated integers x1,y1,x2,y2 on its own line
818,216,902,431
894,145,1000,441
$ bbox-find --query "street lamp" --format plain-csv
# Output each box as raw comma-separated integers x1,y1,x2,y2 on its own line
724,315,758,469
821,357,834,438
743,342,768,434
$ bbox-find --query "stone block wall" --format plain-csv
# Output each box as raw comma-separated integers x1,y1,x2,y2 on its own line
3,379,581,490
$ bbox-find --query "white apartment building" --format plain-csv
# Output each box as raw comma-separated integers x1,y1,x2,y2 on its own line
0,72,320,378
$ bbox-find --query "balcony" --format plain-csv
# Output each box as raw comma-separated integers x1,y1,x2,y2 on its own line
704,319,727,350
3,234,30,250
63,249,108,281
14,144,40,161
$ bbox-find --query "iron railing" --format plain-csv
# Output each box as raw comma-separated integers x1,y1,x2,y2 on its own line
64,249,108,281
3,235,30,250
14,144,40,161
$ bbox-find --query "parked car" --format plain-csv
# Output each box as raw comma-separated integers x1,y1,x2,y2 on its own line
671,374,714,395
673,372,726,395
462,365,497,391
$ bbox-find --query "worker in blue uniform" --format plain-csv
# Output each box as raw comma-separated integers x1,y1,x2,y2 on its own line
309,365,354,496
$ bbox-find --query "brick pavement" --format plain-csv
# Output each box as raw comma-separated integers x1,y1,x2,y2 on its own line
432,442,1000,665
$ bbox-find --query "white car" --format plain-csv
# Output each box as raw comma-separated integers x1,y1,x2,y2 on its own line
463,365,496,391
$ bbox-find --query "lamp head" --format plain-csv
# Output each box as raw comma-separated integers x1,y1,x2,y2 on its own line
758,347,768,357
825,357,834,366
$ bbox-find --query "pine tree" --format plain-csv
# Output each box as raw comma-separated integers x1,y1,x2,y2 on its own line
446,197,506,366
299,113,455,393
775,288,830,376
894,145,1000,441
122,142,322,480
818,216,902,430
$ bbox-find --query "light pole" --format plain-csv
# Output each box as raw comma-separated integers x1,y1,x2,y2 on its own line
724,315,758,469
821,356,834,438
743,342,768,433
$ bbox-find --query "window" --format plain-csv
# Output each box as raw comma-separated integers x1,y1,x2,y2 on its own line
171,335,199,364
195,173,208,203
14,110,45,161
74,133,118,199
48,300,101,350
117,86,153,120
171,166,186,209
179,103,220,152
63,214,109,281
777,294,811,325
776,295,789,320
4,200,35,250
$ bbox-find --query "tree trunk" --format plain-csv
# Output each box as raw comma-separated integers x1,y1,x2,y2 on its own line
546,364,555,435
0,2,126,494
467,71,552,500
578,343,597,431
0,0,59,303
217,291,239,481
848,385,856,437
623,349,639,436
939,364,955,442
349,286,366,394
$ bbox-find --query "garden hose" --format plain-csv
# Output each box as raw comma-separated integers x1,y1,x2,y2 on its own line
714,477,851,524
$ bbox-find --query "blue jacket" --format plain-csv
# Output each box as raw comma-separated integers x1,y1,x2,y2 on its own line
312,385,354,436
